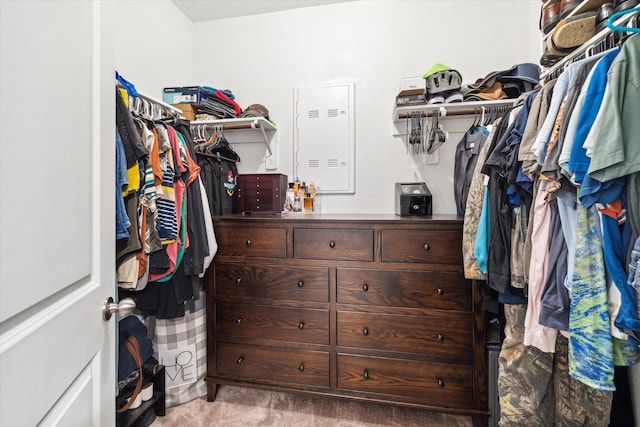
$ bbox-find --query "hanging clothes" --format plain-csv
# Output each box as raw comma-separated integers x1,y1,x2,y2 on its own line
194,126,239,216
462,118,502,281
114,85,217,319
453,123,489,216
461,32,640,426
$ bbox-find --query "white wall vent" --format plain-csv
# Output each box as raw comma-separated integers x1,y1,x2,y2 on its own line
294,82,355,194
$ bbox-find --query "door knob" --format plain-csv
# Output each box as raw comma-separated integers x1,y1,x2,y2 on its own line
102,297,136,321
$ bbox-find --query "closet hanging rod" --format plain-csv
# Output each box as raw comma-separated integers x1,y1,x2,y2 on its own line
394,99,515,121
194,122,263,131
191,117,275,130
398,106,507,119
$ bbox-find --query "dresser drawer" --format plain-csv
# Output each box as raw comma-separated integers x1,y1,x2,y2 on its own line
215,227,286,258
240,199,278,212
337,354,472,407
216,264,329,302
241,188,276,198
336,268,471,311
337,311,472,359
238,173,286,188
217,342,330,387
381,230,462,264
217,302,330,345
294,229,374,261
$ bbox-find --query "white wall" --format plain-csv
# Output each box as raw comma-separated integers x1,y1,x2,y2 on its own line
114,0,542,215
190,0,542,214
113,0,194,98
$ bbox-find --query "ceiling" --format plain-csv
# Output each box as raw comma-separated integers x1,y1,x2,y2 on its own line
171,0,357,23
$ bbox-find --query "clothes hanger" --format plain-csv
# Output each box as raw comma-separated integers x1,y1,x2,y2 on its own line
192,125,212,148
471,108,480,129
427,110,447,154
409,111,423,154
204,125,241,162
191,124,204,143
203,127,218,146
606,7,640,33
421,114,427,154
131,96,141,116
189,124,240,163
191,125,207,145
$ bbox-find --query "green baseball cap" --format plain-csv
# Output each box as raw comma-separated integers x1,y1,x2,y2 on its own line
423,63,462,80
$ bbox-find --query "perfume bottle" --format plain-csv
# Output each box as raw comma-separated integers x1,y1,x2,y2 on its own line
293,195,302,212
284,182,295,211
304,191,314,211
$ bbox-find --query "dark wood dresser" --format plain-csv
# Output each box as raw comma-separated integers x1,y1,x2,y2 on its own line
206,214,488,426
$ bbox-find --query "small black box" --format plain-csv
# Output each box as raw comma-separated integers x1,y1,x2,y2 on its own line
395,182,432,216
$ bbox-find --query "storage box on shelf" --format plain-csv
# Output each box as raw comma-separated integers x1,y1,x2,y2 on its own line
163,86,205,104
173,103,198,121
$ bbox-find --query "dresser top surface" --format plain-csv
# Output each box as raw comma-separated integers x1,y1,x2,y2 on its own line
213,213,462,224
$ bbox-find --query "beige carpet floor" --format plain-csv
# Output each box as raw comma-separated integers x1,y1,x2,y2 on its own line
152,385,473,426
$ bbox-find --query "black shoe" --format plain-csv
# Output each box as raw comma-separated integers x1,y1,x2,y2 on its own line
613,0,639,13
596,2,614,33
540,49,564,68
131,407,157,427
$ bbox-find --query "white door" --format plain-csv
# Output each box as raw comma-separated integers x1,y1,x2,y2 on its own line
0,1,116,426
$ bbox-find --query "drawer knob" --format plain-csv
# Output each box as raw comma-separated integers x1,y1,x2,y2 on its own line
423,243,430,251
363,370,369,380
437,288,444,295
245,239,252,247
437,379,445,388
298,280,304,288
236,357,244,365
298,322,305,330
329,241,336,248
362,284,369,292
437,334,445,342
299,364,305,372
363,328,369,336
236,278,242,285
236,317,243,325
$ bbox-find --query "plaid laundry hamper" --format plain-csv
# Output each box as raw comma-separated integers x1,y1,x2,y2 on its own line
153,308,207,408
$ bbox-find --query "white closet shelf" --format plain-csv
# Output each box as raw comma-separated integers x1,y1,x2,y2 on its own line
393,99,516,122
